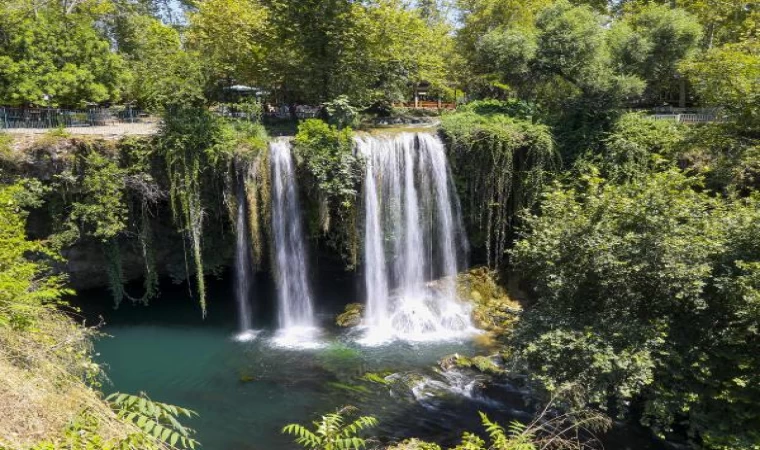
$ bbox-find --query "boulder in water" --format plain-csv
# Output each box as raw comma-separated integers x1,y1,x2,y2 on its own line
456,267,522,336
439,353,504,375
336,303,364,327
385,438,442,450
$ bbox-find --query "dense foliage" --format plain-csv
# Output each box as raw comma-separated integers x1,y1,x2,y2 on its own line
0,182,68,329
510,171,760,448
0,181,197,449
0,1,127,107
440,107,557,267
0,0,758,449
293,119,361,266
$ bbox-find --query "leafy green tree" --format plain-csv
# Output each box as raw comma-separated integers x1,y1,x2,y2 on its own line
533,1,644,158
264,0,367,103
0,0,128,107
361,0,455,104
473,26,537,97
456,0,553,57
282,407,378,450
186,0,270,98
0,181,69,330
608,4,703,105
460,1,644,157
261,0,454,105
620,0,758,48
117,14,205,111
680,40,760,131
510,171,760,448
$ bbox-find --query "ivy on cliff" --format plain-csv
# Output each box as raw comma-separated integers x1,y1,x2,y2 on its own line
293,119,362,268
158,107,237,316
440,110,557,268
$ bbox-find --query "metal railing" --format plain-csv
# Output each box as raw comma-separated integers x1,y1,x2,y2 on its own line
652,113,721,124
0,107,149,129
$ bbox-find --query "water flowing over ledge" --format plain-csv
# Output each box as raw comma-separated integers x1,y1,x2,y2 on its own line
355,133,477,344
270,140,321,347
234,164,254,335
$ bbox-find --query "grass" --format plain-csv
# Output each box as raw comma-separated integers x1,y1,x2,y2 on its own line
0,310,142,449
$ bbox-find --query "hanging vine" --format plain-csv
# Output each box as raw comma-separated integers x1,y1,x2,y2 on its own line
158,108,233,317
60,142,130,305
245,149,270,269
120,137,164,305
440,112,558,268
292,119,363,269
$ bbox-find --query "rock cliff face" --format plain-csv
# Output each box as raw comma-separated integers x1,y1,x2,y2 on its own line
3,134,353,293
3,135,236,291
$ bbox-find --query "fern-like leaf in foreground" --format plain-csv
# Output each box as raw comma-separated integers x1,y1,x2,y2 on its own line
107,392,199,449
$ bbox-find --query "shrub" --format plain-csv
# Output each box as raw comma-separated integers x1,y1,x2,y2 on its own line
293,119,361,267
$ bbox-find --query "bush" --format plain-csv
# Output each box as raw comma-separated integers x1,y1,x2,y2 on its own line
510,171,760,447
458,99,537,121
599,112,685,180
293,119,361,266
323,95,359,129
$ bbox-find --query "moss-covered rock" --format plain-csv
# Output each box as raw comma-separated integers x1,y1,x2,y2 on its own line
457,267,522,337
439,353,504,375
359,371,392,385
336,302,364,327
385,439,442,450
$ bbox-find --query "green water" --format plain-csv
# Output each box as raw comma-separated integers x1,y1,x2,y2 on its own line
83,275,665,450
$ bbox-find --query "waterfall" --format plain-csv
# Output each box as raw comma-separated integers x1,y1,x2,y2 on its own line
356,133,474,343
269,141,319,345
234,172,254,335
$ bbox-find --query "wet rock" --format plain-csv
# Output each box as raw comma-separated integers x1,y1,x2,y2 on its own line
439,353,504,375
456,267,522,337
385,438,442,450
336,303,364,327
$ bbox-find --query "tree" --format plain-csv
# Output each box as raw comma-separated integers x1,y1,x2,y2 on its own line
680,40,760,131
0,0,128,107
361,0,455,103
510,171,760,448
260,0,455,105
186,0,270,99
608,4,703,105
263,0,367,103
532,1,644,157
117,14,205,111
0,181,68,330
619,0,758,48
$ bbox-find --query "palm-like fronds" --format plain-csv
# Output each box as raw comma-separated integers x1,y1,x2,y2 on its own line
282,407,377,450
452,394,611,450
107,392,199,449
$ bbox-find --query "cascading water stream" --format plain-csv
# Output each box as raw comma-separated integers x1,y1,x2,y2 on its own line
356,133,475,343
269,140,319,346
233,170,255,339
